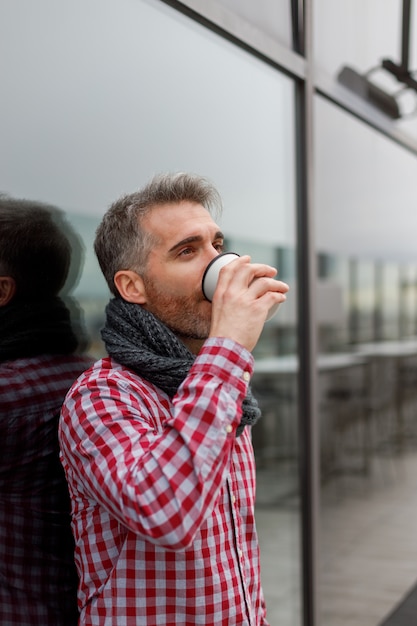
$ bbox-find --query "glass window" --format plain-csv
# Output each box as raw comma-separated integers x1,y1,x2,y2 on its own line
0,0,299,623
313,0,417,137
65,213,109,357
380,261,401,340
350,259,376,344
215,0,292,49
315,96,417,263
315,93,417,624
314,0,401,80
317,253,351,351
399,264,417,338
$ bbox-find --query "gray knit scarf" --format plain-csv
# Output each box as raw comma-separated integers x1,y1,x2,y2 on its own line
101,297,261,437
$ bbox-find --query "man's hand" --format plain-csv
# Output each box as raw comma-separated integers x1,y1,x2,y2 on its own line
209,255,289,352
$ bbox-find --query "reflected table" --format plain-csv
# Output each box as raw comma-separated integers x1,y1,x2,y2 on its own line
252,352,369,480
353,339,417,454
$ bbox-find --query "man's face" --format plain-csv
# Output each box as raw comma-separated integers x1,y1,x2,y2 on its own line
140,201,224,342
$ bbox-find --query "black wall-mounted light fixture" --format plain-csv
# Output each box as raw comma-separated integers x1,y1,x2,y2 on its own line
337,0,416,119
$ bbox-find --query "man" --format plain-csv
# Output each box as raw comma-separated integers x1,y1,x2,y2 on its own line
0,196,92,626
59,172,289,625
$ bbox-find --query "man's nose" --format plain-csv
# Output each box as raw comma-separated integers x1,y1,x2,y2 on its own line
201,246,221,282
206,246,220,264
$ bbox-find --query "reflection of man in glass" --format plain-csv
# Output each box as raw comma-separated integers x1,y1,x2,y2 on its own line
0,197,92,626
59,172,288,625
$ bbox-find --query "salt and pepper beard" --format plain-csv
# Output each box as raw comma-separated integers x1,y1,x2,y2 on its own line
141,274,211,344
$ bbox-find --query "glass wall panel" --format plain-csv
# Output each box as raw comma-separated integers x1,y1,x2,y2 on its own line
0,0,299,623
317,253,350,352
314,0,401,79
315,94,417,625
65,213,109,357
313,0,417,137
216,0,292,49
399,264,417,338
380,261,401,340
348,259,376,344
315,97,417,262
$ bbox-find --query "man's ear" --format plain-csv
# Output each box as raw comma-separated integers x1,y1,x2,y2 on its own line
113,270,147,304
0,276,16,306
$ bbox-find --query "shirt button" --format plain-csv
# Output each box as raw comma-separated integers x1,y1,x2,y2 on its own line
231,495,236,504
238,549,243,559
225,424,233,434
242,371,251,382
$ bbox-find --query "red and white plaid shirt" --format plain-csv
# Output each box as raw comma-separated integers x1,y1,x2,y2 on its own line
59,337,269,626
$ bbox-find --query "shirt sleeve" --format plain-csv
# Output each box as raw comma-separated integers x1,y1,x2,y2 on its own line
59,337,254,550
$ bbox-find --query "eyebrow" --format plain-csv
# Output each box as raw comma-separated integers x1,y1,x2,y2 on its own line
168,230,224,254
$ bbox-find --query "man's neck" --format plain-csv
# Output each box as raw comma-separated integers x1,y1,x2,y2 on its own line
176,334,204,356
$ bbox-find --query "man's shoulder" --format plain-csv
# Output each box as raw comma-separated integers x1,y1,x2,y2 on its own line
71,356,158,395
62,356,170,428
78,355,134,379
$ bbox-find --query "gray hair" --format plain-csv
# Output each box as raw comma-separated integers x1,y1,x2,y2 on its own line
94,172,223,296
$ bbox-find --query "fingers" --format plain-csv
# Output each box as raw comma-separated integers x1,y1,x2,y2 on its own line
215,255,289,300
248,275,289,300
209,255,290,351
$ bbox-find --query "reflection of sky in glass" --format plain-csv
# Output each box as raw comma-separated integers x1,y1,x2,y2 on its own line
315,97,417,262
314,0,401,81
0,0,295,250
314,0,417,139
217,0,291,47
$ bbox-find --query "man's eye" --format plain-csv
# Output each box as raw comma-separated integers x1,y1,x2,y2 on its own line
179,247,194,256
214,242,224,252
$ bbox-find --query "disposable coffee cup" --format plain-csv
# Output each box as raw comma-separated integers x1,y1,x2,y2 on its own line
202,251,281,321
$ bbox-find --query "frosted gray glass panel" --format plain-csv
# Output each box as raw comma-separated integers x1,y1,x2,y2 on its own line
216,0,292,48
314,96,417,263
0,2,300,624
